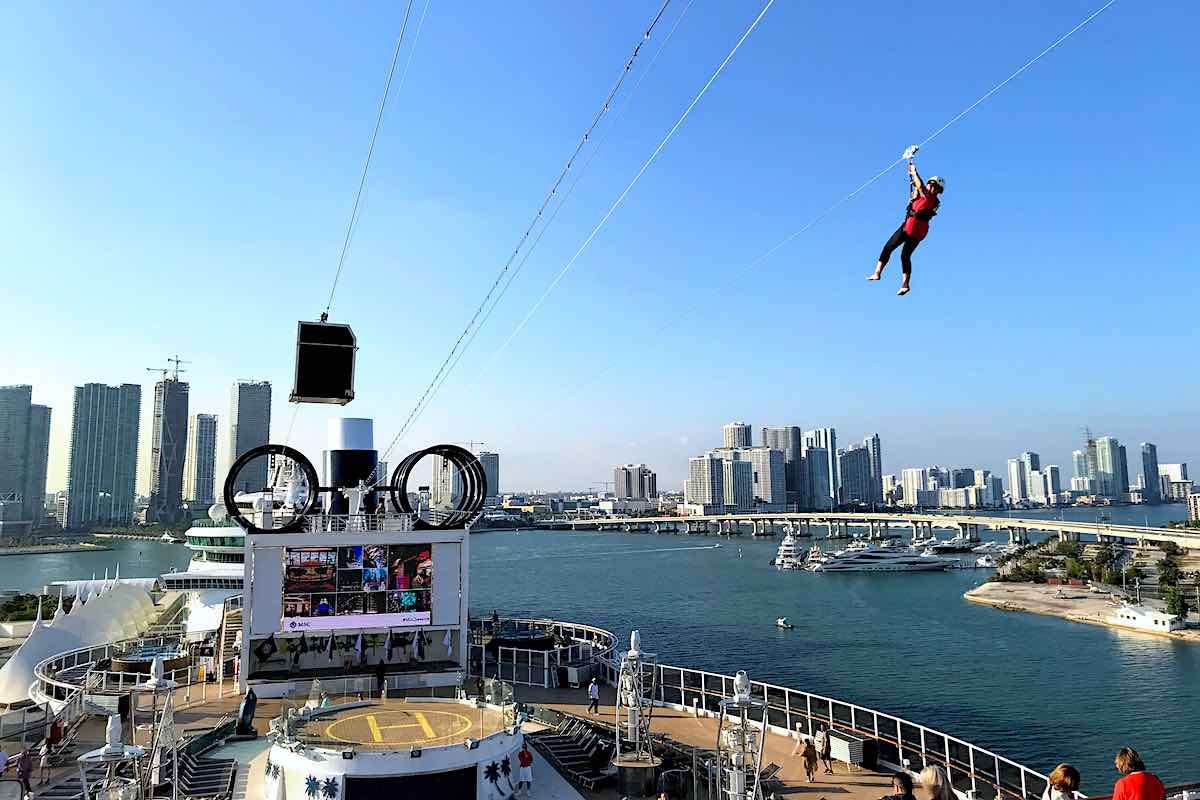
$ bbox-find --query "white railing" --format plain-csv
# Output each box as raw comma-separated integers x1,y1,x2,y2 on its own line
649,663,1048,800
468,617,618,688
465,618,1047,800
300,513,414,533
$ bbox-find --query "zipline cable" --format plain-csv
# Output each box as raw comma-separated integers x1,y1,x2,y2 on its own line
366,0,680,483
322,0,418,318
406,0,699,434
472,0,778,377
489,0,1119,391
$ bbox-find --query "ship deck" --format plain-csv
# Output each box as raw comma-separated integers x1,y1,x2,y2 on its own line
21,681,896,800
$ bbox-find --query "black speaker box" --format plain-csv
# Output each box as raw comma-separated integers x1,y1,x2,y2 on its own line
290,321,357,405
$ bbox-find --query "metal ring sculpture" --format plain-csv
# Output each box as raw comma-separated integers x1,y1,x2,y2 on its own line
223,444,319,533
389,444,488,530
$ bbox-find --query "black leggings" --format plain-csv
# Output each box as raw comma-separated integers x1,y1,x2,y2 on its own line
878,225,920,275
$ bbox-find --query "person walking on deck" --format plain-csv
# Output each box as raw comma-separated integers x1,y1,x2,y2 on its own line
815,724,833,775
587,677,600,714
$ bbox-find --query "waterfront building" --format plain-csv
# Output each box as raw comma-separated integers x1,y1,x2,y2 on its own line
802,446,831,509
613,463,655,501
839,445,874,505
863,433,884,504
183,413,218,507
0,386,52,525
762,425,803,507
1158,463,1188,501
66,382,141,529
901,467,937,507
1072,449,1088,480
803,427,838,505
1188,492,1200,523
950,467,976,489
1027,470,1047,505
1094,436,1129,499
710,447,786,509
1071,476,1095,493
1044,465,1062,498
984,474,1004,507
722,458,753,512
478,451,501,504
683,455,723,514
147,376,190,525
1007,458,1027,504
883,474,901,505
723,421,751,448
431,453,463,506
226,380,272,494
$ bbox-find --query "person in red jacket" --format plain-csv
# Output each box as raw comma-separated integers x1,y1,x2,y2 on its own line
868,160,945,295
1111,748,1165,800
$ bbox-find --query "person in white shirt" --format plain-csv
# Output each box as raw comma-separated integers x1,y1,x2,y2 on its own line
587,678,600,714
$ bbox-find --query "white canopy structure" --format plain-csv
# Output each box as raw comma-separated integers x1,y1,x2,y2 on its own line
0,582,159,706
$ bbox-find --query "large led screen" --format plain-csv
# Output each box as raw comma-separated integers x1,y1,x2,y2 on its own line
282,544,432,631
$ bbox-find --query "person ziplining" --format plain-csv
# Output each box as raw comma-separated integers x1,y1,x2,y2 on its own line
868,149,945,296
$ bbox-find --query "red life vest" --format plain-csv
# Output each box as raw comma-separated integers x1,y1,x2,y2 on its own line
903,193,939,241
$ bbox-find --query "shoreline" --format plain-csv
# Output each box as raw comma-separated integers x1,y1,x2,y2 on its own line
964,581,1200,643
0,542,112,557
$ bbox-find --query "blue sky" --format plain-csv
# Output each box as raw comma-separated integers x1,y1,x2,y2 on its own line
3,1,1197,493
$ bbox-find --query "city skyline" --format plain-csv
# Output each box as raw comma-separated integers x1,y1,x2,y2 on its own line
12,369,1199,495
3,4,1197,498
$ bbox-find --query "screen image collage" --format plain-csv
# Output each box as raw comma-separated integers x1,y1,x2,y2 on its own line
282,544,433,623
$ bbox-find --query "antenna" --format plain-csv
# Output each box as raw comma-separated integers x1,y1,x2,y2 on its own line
146,355,190,381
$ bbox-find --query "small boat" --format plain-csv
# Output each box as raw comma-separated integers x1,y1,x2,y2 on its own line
975,554,998,568
160,532,184,544
776,617,795,629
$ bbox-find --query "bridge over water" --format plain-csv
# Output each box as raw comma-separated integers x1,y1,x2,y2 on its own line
547,511,1200,550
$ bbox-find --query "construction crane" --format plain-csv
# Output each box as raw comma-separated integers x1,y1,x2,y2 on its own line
146,355,190,381
592,481,614,497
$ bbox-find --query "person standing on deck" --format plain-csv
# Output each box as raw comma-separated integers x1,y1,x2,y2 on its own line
1111,748,1165,800
587,677,600,714
516,743,534,797
814,724,833,775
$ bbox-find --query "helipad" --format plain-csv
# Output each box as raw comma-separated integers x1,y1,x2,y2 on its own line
296,700,509,749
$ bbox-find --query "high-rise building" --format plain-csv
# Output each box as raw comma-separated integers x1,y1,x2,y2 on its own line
0,386,52,526
148,377,189,524
761,426,803,508
183,414,218,507
802,428,838,506
882,474,901,505
226,380,272,495
1117,444,1130,497
949,468,976,489
684,455,723,510
1140,443,1160,504
723,422,752,449
804,446,831,509
863,433,884,504
722,459,753,512
1044,465,1062,498
1006,458,1026,504
66,383,142,529
614,464,655,501
1094,436,1127,499
838,446,874,505
900,467,936,507
1071,450,1088,480
478,451,500,504
431,454,462,506
710,447,785,508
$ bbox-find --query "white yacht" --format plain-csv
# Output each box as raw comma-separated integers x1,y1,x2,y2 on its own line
772,532,804,569
808,543,951,572
928,533,977,553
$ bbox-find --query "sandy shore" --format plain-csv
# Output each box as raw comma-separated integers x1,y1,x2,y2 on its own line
964,581,1200,643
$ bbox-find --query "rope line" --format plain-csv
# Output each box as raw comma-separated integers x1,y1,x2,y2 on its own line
573,0,1119,391
475,0,778,376
367,0,677,484
411,0,699,434
323,0,417,318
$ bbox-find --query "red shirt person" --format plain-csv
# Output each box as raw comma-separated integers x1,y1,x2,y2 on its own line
1112,748,1165,800
903,192,940,241
868,160,945,295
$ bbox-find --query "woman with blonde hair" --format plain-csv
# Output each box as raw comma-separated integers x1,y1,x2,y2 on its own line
919,765,954,800
1043,764,1081,800
1112,748,1165,800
